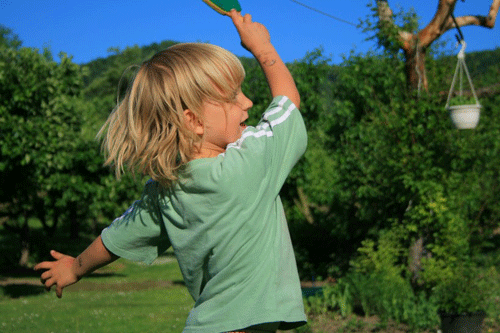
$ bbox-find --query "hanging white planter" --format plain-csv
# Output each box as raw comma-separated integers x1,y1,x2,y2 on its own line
445,41,481,129
448,104,481,129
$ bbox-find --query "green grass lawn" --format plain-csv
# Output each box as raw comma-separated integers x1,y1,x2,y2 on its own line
0,252,194,333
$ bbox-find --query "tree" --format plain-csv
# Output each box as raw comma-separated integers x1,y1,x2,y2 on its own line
0,25,21,50
331,49,500,321
0,43,86,266
371,0,500,91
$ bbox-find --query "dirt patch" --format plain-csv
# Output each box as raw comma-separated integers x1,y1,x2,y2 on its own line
66,279,175,292
0,277,40,287
304,313,434,333
300,280,329,288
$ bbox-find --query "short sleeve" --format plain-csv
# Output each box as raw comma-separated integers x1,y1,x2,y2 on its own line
223,96,307,195
101,180,171,265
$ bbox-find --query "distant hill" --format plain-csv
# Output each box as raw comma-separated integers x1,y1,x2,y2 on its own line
437,47,500,89
83,40,179,89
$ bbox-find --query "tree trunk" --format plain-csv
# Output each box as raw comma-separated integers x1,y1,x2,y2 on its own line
408,236,424,284
294,187,315,225
403,44,428,92
18,215,30,267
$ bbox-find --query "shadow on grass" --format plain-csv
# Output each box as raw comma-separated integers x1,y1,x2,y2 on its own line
1,283,46,298
0,265,128,299
0,273,181,298
0,266,40,278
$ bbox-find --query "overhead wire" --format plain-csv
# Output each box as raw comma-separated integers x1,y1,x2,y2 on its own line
290,0,358,27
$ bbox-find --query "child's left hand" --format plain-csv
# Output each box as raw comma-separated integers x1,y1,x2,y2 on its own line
34,250,80,298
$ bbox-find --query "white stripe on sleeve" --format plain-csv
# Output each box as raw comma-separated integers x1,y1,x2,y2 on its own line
226,97,295,151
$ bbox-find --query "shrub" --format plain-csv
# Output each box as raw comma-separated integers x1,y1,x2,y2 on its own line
346,270,439,331
303,280,353,317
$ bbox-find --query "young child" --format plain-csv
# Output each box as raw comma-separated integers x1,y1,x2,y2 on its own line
35,10,307,333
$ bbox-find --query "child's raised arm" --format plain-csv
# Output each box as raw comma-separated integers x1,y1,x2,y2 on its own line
229,10,300,108
34,236,118,298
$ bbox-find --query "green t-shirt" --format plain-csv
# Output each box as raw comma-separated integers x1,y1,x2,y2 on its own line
101,96,308,332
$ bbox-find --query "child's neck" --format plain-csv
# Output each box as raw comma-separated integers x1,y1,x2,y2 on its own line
191,145,226,160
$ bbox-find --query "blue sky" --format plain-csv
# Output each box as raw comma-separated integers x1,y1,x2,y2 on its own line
1,0,499,64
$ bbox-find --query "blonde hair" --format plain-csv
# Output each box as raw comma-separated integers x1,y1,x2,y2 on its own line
98,43,245,187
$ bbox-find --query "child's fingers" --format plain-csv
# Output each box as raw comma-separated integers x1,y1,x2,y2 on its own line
229,9,243,25
43,277,56,291
56,285,64,298
40,270,52,281
242,13,252,23
50,250,64,260
33,261,53,271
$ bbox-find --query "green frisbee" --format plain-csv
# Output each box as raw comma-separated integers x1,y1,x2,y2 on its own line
202,0,242,16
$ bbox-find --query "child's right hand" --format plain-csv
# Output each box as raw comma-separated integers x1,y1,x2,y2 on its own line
34,250,80,298
229,9,300,107
229,10,272,56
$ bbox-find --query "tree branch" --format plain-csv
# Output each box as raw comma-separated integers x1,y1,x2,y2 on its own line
376,0,414,48
379,0,499,49
293,187,315,225
420,0,500,47
444,0,500,30
418,0,456,48
376,0,393,24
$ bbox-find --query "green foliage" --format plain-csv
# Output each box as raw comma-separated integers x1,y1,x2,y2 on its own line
303,273,439,331
345,270,439,330
0,46,83,212
276,39,500,286
360,0,420,56
287,35,500,327
0,25,21,49
431,263,500,314
447,95,478,106
461,48,500,88
340,64,500,322
0,44,89,264
351,226,407,277
0,38,145,266
303,281,353,318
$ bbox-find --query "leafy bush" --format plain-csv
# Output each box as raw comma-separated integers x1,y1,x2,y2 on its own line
303,271,440,331
447,95,479,106
431,263,500,315
303,280,353,317
346,270,439,331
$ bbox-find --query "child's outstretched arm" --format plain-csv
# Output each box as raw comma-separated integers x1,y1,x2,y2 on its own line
34,235,118,298
229,10,300,108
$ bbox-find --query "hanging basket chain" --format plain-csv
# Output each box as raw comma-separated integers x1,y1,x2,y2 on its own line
445,41,481,108
445,12,480,108
445,3,482,129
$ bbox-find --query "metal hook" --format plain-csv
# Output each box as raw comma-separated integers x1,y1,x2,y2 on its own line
458,40,466,59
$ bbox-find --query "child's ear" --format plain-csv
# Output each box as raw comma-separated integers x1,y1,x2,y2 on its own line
183,109,204,136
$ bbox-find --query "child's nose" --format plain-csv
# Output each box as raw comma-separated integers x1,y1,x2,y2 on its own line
242,94,253,111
